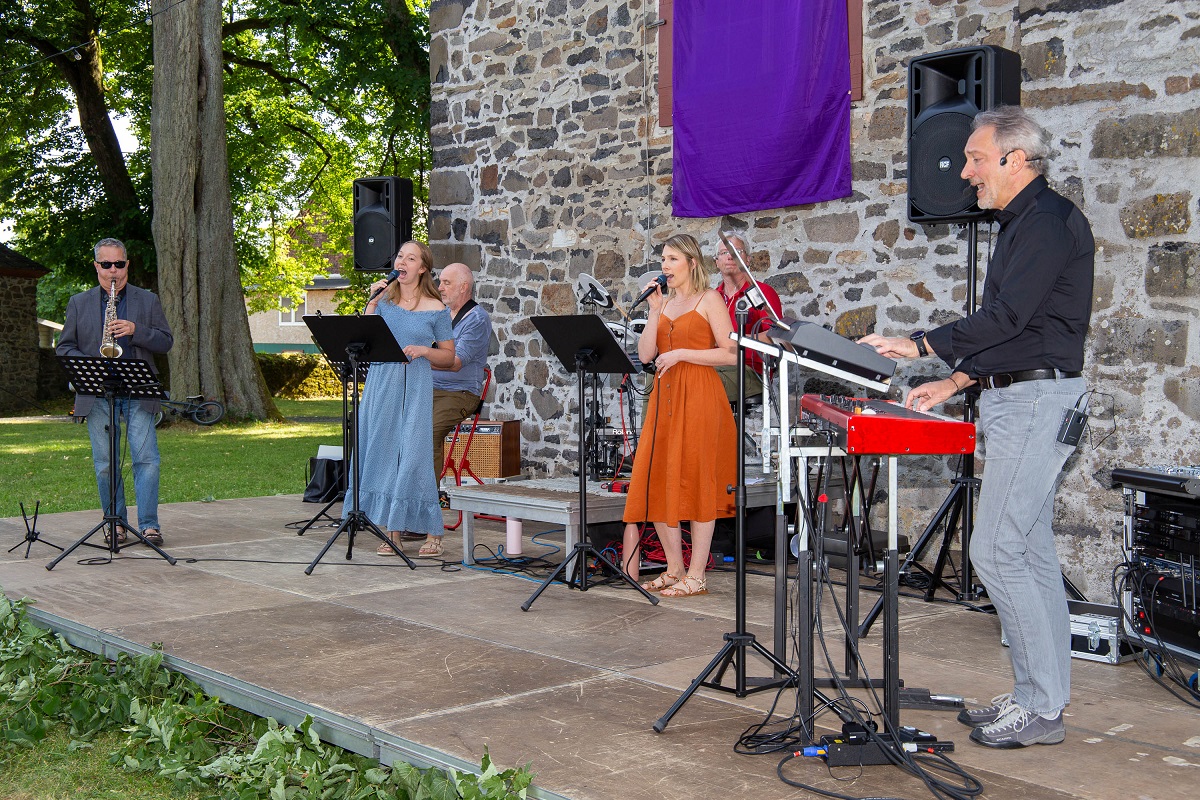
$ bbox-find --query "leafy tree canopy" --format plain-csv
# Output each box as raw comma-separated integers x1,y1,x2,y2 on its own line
0,0,431,319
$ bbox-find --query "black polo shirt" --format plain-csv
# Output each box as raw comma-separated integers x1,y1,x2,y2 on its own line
925,175,1094,377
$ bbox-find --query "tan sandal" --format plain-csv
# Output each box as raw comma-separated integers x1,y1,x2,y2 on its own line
417,536,444,558
641,572,682,593
377,531,402,556
660,575,708,598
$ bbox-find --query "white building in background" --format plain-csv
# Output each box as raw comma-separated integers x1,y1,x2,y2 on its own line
245,275,350,354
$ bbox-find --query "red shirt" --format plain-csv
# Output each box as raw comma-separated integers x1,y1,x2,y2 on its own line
718,279,783,374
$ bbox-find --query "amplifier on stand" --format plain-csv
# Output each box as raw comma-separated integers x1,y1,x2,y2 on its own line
446,420,522,478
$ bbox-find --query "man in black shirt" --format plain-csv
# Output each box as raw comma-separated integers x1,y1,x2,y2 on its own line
861,106,1093,749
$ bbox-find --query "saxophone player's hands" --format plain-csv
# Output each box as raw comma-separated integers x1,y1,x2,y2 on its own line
108,319,136,338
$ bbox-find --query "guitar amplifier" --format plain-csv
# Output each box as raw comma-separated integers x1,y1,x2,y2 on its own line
445,420,521,477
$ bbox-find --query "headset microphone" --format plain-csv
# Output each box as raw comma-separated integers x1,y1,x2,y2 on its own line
999,155,1007,166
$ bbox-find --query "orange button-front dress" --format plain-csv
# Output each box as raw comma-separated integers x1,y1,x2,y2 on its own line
622,306,737,527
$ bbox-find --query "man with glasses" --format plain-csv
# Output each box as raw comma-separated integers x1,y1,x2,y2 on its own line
714,233,783,403
57,238,174,546
861,106,1093,749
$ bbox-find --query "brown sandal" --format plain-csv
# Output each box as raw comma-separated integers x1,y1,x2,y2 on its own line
417,536,445,558
660,575,708,598
641,572,682,593
377,532,402,556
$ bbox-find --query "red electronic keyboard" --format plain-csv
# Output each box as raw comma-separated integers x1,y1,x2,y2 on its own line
799,394,976,455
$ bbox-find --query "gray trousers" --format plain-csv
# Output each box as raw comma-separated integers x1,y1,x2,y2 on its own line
972,376,1085,715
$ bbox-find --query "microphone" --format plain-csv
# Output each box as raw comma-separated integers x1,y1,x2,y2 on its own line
631,274,668,309
367,269,400,302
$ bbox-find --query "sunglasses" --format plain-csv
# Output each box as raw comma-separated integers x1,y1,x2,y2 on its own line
97,261,128,269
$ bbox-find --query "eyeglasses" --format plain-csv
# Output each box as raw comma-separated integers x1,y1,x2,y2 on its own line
96,261,128,269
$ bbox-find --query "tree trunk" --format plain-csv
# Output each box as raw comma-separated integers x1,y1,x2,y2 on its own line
151,0,280,420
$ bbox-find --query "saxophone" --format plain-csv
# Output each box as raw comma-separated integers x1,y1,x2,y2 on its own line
99,279,123,358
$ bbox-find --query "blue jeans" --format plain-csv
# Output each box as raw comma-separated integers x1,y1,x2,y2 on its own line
971,377,1084,716
86,398,161,532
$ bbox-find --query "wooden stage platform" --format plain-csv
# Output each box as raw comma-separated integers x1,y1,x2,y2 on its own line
0,494,1195,799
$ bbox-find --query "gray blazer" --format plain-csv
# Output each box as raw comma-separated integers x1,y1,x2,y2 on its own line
57,285,174,415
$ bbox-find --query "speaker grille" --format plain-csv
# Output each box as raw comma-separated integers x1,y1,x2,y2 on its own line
354,210,397,273
909,112,976,219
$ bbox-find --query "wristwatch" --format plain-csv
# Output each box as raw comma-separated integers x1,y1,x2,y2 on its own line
910,330,928,357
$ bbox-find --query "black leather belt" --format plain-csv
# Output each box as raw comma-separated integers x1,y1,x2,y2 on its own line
975,369,1083,390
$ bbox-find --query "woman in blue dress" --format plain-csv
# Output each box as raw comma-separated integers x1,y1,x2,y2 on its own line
356,241,455,557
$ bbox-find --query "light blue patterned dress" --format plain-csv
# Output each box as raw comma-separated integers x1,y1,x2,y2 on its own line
347,300,453,534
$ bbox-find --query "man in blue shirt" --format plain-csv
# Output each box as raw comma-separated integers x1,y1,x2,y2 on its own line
432,262,493,488
861,106,1093,750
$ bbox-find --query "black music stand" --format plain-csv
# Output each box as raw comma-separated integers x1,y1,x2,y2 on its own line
521,315,659,611
48,356,176,569
301,314,416,573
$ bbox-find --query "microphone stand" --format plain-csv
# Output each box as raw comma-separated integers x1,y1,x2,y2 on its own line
653,302,796,732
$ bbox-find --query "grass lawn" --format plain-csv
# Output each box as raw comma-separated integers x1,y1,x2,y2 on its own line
0,722,207,800
0,401,342,519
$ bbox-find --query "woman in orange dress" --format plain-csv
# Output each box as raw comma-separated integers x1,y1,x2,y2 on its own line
622,233,737,597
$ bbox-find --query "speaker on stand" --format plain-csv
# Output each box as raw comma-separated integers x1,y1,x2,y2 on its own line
353,176,414,272
864,46,1022,626
907,45,1021,225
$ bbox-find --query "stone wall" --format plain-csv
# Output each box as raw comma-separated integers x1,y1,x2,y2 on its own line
428,0,1200,596
0,274,44,414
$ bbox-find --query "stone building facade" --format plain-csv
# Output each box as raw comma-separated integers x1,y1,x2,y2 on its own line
0,244,49,414
427,0,1200,595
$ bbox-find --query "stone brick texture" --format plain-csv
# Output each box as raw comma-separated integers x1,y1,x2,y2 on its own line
0,274,44,414
429,0,1200,595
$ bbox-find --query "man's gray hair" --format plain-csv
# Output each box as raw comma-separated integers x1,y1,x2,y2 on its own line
973,105,1052,176
94,238,127,259
723,232,751,255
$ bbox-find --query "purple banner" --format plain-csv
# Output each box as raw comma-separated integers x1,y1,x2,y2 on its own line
672,2,852,218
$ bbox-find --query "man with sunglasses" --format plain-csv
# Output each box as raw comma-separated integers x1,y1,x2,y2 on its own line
57,238,174,546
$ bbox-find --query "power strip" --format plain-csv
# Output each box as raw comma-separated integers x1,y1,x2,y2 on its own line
819,729,954,767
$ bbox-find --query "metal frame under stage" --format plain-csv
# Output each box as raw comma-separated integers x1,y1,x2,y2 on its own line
26,607,570,800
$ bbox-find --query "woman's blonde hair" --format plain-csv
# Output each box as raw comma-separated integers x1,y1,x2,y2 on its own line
385,240,442,304
662,233,711,297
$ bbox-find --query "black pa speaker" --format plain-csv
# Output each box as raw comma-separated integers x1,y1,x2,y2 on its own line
352,176,414,271
907,46,1021,225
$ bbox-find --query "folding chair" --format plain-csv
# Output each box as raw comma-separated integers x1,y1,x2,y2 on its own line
441,367,492,531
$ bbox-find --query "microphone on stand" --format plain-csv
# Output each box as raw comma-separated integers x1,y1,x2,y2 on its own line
631,274,668,309
367,269,400,303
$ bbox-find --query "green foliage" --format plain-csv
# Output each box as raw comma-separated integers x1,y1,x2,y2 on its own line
255,352,343,398
2,0,433,320
0,594,177,750
0,591,535,799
